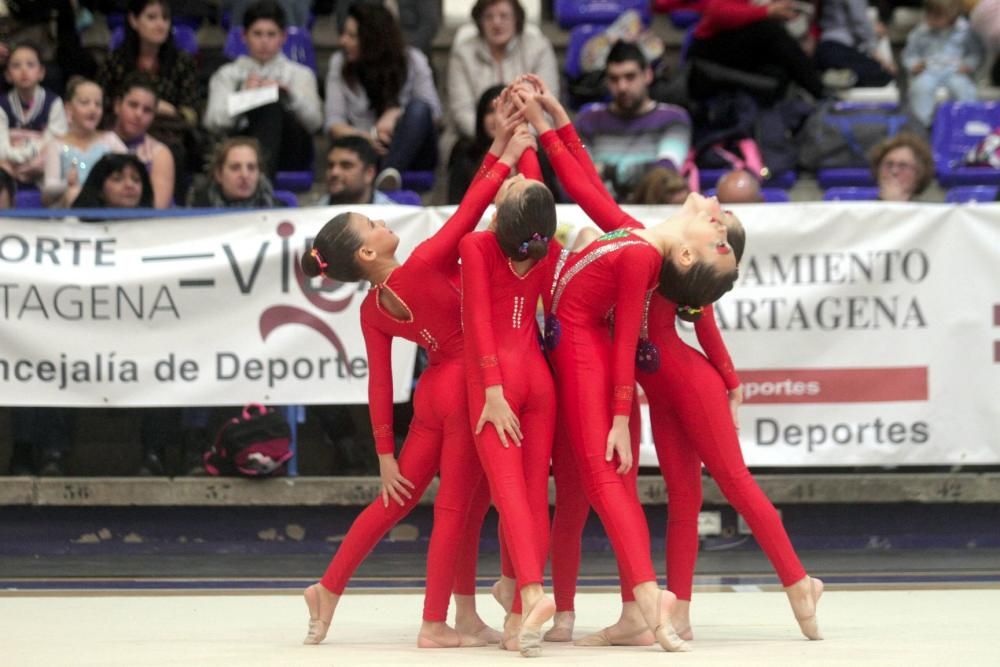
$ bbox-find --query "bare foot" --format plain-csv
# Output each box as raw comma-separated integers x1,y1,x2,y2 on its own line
455,614,503,645
518,595,556,657
417,621,488,648
491,577,515,614
652,590,690,652
500,613,521,652
672,599,693,641
543,611,575,642
786,576,824,640
303,583,338,645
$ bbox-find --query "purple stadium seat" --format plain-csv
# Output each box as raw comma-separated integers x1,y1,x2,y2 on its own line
931,101,1000,187
273,189,299,207
705,187,790,202
817,168,875,188
822,186,880,201
554,0,651,29
386,189,422,205
945,185,999,202
401,171,435,192
13,186,43,209
110,24,199,55
669,9,703,29
565,24,606,81
223,26,317,72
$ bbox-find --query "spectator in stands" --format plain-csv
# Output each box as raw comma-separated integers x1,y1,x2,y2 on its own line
688,0,827,100
226,0,313,27
111,74,175,208
902,0,985,126
447,0,559,140
70,152,154,208
324,3,441,192
816,0,897,88
970,0,1000,85
42,77,127,207
98,0,199,198
320,135,394,205
188,136,283,207
574,41,691,202
0,42,67,188
870,132,935,201
628,166,691,204
8,408,75,476
716,168,764,203
204,0,322,177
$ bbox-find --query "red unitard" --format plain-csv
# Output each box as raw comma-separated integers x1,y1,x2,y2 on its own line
640,296,807,599
459,153,560,612
539,126,645,612
537,128,664,596
319,154,509,622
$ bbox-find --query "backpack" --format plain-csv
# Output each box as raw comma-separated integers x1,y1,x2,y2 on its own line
797,102,924,171
204,404,292,477
961,127,1000,168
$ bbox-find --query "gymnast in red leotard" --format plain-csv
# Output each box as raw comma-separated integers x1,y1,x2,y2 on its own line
459,140,561,657
637,221,823,642
510,86,743,653
299,116,536,648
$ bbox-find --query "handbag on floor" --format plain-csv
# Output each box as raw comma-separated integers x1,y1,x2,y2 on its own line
204,404,292,477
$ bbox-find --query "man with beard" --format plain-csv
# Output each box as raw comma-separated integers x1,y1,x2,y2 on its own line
319,135,394,205
575,40,691,202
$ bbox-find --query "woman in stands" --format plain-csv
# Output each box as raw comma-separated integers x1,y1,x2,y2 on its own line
299,104,535,648
111,74,175,208
324,3,442,191
98,0,199,198
187,137,282,208
870,132,935,201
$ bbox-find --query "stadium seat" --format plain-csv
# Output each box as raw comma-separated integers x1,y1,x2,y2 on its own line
822,186,879,201
13,186,43,209
106,12,202,30
565,23,606,82
273,189,299,207
275,131,315,193
110,24,199,55
554,0,651,29
223,25,317,72
813,101,904,188
401,171,435,193
945,185,999,203
386,190,422,205
931,101,1000,186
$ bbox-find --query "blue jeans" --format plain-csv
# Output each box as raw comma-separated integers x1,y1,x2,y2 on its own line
384,98,438,172
909,69,978,126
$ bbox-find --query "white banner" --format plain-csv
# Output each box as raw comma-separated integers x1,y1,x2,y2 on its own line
0,206,430,407
2,203,999,465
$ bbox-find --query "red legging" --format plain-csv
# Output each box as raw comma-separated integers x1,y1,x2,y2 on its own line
548,326,657,601
469,353,556,614
320,359,485,622
549,397,642,612
644,338,806,600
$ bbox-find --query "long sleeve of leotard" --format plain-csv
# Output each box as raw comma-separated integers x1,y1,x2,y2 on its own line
460,233,504,388
471,151,500,187
412,154,510,270
360,308,398,455
518,147,543,181
694,304,741,390
612,261,659,416
556,123,617,206
539,129,638,233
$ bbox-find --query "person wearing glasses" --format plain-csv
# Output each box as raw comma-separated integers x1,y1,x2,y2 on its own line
869,133,935,202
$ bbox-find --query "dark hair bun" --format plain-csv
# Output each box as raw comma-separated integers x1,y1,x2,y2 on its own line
525,239,548,261
300,249,323,278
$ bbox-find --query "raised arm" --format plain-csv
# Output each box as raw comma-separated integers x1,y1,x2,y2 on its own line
413,124,533,269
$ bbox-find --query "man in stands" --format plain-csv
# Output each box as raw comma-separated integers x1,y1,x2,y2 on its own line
319,136,395,205
716,169,764,203
574,40,691,201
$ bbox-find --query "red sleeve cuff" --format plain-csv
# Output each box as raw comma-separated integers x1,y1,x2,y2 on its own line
612,385,635,417
479,355,504,387
373,424,395,455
